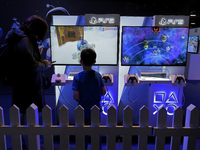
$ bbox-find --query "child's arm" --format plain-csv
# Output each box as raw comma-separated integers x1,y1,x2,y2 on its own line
101,86,106,96
73,90,80,102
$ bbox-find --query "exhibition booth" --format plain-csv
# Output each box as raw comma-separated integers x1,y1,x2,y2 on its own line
50,14,195,127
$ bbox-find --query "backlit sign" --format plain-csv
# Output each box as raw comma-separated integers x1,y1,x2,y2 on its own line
153,15,189,27
85,14,120,26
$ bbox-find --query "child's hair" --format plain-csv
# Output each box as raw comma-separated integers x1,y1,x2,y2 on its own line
81,49,96,66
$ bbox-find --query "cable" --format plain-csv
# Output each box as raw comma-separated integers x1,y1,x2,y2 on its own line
127,84,138,103
58,86,76,108
177,85,185,106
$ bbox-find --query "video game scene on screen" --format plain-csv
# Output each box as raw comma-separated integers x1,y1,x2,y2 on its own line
122,27,189,66
50,26,118,65
187,36,199,53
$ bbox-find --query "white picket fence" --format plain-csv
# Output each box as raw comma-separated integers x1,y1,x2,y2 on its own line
0,103,199,150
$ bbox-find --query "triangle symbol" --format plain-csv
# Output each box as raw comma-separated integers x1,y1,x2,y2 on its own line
102,92,114,104
166,92,178,103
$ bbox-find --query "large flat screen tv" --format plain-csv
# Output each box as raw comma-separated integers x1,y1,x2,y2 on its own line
121,26,189,66
187,36,199,53
50,25,119,65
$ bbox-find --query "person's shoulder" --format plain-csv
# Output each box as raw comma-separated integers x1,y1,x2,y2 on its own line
93,70,102,77
74,71,85,78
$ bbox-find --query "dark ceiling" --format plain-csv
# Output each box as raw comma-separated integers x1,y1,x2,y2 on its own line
134,0,200,28
95,0,200,28
188,0,200,28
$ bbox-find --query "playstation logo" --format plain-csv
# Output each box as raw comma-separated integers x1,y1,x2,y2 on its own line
159,18,167,25
89,17,98,24
89,17,115,25
159,18,184,26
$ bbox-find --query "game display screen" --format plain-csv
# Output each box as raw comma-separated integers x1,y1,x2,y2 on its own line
121,26,189,66
50,25,118,65
188,36,199,53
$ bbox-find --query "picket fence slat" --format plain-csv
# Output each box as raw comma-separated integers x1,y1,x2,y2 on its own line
0,107,6,150
170,107,183,150
123,106,133,150
155,106,167,150
59,105,69,150
75,106,84,149
138,106,150,150
9,105,22,150
0,103,200,150
42,105,53,150
26,104,40,150
91,105,100,127
183,104,199,150
91,106,100,150
107,105,116,150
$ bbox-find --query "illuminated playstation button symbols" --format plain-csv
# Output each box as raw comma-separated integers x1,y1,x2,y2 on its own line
153,91,179,115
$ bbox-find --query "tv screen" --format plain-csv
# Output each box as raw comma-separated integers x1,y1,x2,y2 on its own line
121,26,189,66
50,25,118,65
188,36,199,53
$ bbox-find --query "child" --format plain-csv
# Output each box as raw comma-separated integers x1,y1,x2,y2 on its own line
72,48,106,149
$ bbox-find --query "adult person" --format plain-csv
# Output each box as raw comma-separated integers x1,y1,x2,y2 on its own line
5,15,51,149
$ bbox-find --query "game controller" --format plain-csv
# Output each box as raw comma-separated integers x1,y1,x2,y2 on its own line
101,74,113,85
170,74,186,86
124,74,140,86
51,73,67,86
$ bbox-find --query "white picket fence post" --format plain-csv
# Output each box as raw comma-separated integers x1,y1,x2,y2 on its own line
170,107,183,150
75,105,84,150
183,104,199,150
138,105,149,150
123,105,133,150
91,105,100,150
155,106,167,150
0,103,200,150
59,105,69,150
42,105,53,150
26,104,40,150
0,106,6,150
107,104,116,150
9,105,22,150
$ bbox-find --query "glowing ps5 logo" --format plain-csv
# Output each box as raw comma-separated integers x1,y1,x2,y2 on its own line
153,91,179,115
159,18,184,25
89,17,115,24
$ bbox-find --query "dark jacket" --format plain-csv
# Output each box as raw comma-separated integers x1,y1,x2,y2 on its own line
5,28,48,113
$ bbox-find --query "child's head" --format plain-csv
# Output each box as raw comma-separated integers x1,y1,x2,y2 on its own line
81,49,96,66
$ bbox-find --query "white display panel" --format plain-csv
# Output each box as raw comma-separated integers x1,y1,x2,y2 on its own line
50,25,118,65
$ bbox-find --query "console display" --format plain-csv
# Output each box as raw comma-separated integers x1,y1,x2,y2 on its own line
50,25,118,65
188,36,199,53
121,26,189,66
